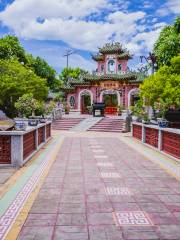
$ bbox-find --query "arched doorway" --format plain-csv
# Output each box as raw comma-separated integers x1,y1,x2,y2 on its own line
100,90,121,115
128,88,140,107
78,90,93,114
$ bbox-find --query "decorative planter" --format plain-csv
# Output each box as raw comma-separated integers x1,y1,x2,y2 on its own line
132,116,138,121
39,118,47,123
157,119,169,128
28,119,38,126
15,121,27,131
142,119,150,124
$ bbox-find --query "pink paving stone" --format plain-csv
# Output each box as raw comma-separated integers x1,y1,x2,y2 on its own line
17,226,54,240
157,225,180,239
88,212,115,225
148,212,178,225
89,225,123,240
56,213,87,226
87,202,113,213
54,226,89,240
24,214,56,227
16,136,180,240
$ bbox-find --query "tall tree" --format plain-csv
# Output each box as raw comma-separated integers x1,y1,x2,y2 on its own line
0,59,48,117
140,55,180,108
59,67,88,84
29,56,60,90
154,17,180,67
0,35,26,63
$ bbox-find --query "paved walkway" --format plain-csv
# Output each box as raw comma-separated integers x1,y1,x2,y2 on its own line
0,132,180,240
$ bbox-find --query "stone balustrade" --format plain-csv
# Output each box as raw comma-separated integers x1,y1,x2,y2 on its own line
132,122,180,160
0,122,51,167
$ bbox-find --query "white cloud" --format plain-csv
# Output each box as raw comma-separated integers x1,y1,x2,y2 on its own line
156,0,180,16
0,0,165,58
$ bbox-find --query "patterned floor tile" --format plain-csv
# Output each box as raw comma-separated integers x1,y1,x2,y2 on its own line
100,172,121,178
105,187,132,195
93,149,105,153
97,162,113,167
114,211,153,226
94,155,108,159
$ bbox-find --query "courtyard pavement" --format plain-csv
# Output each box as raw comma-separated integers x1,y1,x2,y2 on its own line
0,131,180,240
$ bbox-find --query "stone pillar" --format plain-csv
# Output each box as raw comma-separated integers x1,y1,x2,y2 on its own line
11,135,23,167
35,129,38,150
158,129,162,151
142,125,146,143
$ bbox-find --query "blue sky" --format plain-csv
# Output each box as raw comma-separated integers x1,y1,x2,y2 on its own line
0,0,179,73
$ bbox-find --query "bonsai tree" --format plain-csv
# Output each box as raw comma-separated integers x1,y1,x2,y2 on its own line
154,99,171,119
15,93,40,118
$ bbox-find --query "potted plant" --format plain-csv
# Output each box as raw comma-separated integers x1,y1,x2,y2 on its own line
87,106,92,115
15,93,40,126
154,100,169,127
117,104,123,116
129,101,144,122
142,113,150,124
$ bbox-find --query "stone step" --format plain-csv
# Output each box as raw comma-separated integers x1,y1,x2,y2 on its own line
52,117,86,131
88,117,125,133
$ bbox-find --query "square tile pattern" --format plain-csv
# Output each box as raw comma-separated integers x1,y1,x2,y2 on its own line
94,155,108,159
114,211,153,226
100,172,121,178
93,149,104,153
97,163,113,167
105,187,132,195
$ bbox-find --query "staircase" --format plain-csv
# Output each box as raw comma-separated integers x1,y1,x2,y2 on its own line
52,117,85,131
88,117,125,133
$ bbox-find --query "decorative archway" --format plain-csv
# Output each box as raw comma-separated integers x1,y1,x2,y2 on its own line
100,90,121,106
128,88,139,107
78,89,93,112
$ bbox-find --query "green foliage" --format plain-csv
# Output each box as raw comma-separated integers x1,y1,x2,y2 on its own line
35,100,56,117
0,35,26,63
0,59,48,118
154,17,180,67
154,99,171,118
130,100,145,117
30,56,59,90
140,55,180,111
15,93,40,117
59,67,88,84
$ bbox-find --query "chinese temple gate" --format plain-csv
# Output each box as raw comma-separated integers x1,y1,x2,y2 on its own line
62,42,145,115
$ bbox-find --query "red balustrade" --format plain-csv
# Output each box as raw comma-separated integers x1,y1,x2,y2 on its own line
0,136,11,164
38,127,44,146
23,131,36,160
162,131,180,159
46,124,51,139
132,125,142,140
145,127,158,148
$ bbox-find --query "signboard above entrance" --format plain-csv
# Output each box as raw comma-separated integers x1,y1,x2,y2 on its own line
100,81,119,90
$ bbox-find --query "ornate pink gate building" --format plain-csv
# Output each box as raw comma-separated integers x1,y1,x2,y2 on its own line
62,42,145,114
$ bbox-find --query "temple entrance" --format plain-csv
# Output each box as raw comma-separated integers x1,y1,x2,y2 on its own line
81,95,91,114
128,88,140,108
103,94,118,115
130,95,140,106
100,90,121,115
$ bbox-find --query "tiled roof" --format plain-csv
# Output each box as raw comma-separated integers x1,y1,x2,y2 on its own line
99,42,124,54
91,54,104,61
117,53,133,60
83,72,137,81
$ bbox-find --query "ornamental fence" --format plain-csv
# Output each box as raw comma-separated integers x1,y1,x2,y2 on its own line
0,122,51,167
132,122,180,160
